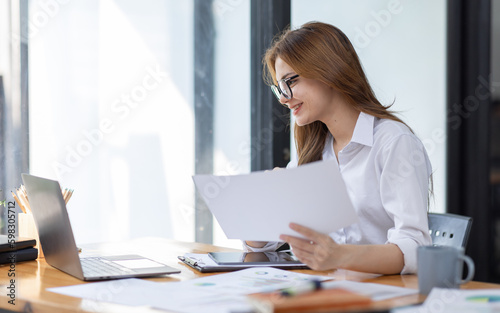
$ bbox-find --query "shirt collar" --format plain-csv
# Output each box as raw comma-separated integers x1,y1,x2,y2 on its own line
350,112,374,147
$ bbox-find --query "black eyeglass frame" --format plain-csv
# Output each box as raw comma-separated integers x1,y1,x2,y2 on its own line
270,74,299,101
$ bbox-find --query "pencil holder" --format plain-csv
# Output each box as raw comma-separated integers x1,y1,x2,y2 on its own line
18,213,44,258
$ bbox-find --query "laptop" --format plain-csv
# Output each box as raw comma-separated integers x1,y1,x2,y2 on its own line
22,173,180,281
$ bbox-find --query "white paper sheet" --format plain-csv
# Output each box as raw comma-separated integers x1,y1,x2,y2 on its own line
48,267,421,313
391,287,500,313
48,267,332,313
193,159,358,241
47,278,158,306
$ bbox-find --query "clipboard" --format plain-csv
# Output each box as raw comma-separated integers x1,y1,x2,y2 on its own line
178,253,309,273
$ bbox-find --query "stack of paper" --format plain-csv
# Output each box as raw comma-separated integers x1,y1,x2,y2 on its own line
48,267,419,313
49,267,330,313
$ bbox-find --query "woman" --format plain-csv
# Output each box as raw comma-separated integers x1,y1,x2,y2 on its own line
245,21,432,275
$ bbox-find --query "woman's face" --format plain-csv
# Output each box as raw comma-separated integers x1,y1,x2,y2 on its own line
274,57,338,126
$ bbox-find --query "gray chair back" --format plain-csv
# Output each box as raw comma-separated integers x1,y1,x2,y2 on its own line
428,213,473,248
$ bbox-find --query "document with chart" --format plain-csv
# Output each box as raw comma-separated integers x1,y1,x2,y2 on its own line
193,160,358,241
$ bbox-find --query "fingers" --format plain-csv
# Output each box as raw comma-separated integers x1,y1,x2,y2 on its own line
279,234,315,263
293,252,315,267
279,223,327,251
279,234,314,253
288,223,329,245
279,236,321,270
280,223,338,271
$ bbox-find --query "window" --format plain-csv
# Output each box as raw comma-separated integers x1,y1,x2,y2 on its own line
29,0,196,244
212,0,251,248
27,0,251,249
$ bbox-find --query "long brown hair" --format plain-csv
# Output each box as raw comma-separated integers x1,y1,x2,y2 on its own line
263,22,408,165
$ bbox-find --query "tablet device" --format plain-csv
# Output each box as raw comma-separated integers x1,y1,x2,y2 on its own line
208,251,303,266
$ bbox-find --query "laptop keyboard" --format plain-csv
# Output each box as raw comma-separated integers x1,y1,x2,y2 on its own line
81,257,133,277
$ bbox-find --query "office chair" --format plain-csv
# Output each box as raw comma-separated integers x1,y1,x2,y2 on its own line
427,213,473,248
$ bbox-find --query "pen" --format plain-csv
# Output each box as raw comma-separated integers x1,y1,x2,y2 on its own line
280,280,322,297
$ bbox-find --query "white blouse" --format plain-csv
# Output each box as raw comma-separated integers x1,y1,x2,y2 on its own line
244,112,432,274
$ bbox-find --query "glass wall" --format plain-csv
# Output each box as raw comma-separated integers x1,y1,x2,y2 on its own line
29,0,196,244
291,0,447,213
28,0,250,248
212,0,251,248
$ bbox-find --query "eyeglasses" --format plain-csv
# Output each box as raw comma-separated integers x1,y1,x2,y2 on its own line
270,74,299,101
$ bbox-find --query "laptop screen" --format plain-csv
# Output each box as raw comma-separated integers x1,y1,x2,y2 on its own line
22,174,85,279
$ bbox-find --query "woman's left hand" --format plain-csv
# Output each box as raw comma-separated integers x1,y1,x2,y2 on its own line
279,222,343,271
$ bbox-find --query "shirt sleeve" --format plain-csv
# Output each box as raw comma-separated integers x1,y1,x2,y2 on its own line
378,134,432,274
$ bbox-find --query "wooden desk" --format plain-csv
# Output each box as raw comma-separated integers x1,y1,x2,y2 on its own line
1,237,499,313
